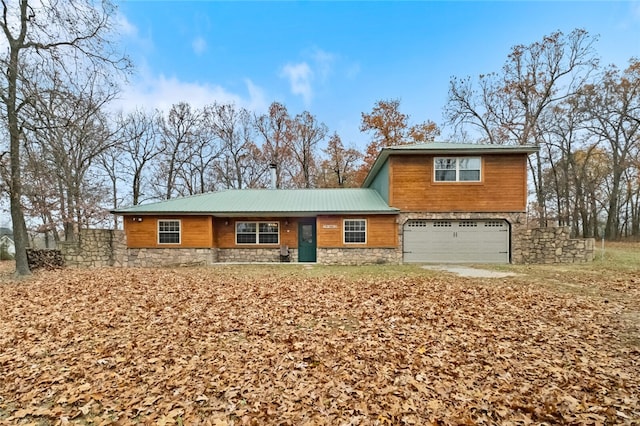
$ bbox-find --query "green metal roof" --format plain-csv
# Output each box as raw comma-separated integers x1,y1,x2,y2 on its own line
362,141,539,187
113,188,399,216
383,142,539,153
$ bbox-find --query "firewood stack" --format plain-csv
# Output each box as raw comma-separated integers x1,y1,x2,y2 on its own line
26,249,65,270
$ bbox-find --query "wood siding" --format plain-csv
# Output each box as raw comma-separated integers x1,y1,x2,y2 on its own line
390,154,528,212
317,215,397,248
214,217,298,249
124,215,213,248
125,215,398,250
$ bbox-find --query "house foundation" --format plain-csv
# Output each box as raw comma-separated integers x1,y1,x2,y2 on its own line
317,247,401,265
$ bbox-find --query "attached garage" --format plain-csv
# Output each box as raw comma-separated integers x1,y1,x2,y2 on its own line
403,219,510,263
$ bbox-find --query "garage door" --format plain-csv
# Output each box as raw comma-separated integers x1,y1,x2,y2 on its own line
403,220,509,263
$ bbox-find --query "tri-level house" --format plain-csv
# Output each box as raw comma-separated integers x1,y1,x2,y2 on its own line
113,142,590,265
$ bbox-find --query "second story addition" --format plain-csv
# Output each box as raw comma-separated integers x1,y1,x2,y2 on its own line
362,142,539,213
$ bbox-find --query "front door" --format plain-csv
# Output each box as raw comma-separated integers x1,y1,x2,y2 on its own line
298,219,317,262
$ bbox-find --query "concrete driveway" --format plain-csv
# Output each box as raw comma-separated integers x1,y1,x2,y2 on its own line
421,265,519,278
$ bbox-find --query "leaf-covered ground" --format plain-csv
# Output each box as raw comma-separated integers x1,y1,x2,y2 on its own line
0,253,639,425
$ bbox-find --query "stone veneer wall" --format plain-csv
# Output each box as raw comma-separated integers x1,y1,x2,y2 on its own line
217,248,298,263
60,229,126,267
517,227,595,263
317,247,401,265
61,220,595,268
127,248,216,267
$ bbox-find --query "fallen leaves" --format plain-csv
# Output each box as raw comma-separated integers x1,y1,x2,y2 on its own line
0,264,638,425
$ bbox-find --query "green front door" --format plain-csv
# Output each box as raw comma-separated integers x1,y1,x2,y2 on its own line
298,219,317,262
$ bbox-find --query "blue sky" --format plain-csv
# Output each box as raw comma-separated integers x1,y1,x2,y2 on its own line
116,1,640,151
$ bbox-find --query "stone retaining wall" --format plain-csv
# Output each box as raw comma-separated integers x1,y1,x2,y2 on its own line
517,227,595,263
60,229,126,267
317,247,401,265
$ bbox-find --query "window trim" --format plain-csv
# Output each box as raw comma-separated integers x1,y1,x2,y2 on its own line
235,221,280,245
433,156,482,182
343,218,367,245
158,219,181,245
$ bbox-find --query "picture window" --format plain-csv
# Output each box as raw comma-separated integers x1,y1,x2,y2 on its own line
236,221,280,245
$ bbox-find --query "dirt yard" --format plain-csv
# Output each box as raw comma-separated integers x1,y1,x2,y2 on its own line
0,245,638,425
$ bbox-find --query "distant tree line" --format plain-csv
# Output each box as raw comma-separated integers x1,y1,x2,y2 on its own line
0,0,637,276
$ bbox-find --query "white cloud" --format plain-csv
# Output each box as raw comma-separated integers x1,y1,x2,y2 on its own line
312,48,335,81
114,69,268,114
115,11,154,52
280,62,314,105
279,48,345,104
244,79,269,113
192,36,207,56
115,13,137,37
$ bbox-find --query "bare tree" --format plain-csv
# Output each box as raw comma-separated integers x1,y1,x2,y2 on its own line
445,29,599,224
25,74,118,241
288,111,327,188
0,0,129,275
209,103,265,189
178,107,222,195
113,109,162,206
21,140,61,246
254,102,295,188
154,103,202,199
579,60,640,239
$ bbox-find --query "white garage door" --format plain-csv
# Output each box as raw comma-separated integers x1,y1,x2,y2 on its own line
403,220,509,263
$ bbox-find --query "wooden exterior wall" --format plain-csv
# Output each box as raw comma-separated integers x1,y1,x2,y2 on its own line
124,215,398,250
316,215,397,248
214,217,299,249
124,215,213,248
389,154,528,212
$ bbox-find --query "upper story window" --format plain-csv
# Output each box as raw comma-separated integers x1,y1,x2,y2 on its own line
158,220,181,244
434,157,481,182
344,219,366,244
236,221,279,245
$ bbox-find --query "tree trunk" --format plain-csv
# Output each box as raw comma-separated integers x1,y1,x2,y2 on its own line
528,151,547,226
6,16,30,275
605,171,622,240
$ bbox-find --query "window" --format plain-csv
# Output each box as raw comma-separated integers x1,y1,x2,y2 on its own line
158,220,180,244
433,221,452,227
235,221,279,245
485,221,505,228
434,157,481,182
344,219,366,244
236,222,257,244
459,221,478,227
407,220,428,228
258,222,279,244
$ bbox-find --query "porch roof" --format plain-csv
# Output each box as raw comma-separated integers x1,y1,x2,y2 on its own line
112,188,399,217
